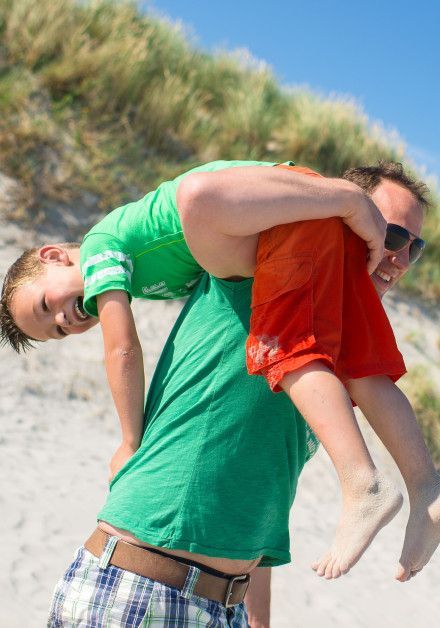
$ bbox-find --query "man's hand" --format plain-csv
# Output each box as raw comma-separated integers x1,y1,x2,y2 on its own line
244,567,271,628
109,441,137,482
340,185,387,274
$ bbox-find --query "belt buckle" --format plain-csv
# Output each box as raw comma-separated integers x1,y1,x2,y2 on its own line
224,573,250,608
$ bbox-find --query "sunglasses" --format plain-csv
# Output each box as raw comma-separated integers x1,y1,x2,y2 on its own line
384,223,425,264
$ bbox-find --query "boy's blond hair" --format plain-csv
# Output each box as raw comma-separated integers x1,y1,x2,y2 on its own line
0,243,80,353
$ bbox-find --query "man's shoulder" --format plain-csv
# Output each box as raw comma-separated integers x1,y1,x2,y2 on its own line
185,274,252,318
209,275,253,294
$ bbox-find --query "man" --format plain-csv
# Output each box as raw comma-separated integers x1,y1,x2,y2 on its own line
46,163,439,627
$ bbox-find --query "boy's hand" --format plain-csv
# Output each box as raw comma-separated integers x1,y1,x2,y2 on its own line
340,185,387,275
109,441,137,482
97,290,145,484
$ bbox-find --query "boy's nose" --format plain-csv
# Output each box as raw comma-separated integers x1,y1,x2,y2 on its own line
54,310,68,326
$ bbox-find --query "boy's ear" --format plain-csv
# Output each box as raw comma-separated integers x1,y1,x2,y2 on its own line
38,245,71,266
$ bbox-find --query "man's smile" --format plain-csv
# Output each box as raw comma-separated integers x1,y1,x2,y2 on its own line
375,269,392,283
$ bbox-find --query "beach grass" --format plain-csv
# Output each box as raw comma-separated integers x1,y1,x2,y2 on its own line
403,366,440,467
0,0,438,300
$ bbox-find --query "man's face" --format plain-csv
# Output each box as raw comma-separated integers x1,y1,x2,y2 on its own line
370,179,424,298
11,247,97,341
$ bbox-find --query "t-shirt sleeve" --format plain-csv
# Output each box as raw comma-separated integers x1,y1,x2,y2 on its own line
80,233,134,317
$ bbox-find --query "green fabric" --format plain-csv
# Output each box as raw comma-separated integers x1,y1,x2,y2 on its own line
80,160,277,317
98,273,318,567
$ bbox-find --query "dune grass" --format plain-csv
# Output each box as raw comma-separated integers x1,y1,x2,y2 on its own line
402,367,440,467
0,0,438,299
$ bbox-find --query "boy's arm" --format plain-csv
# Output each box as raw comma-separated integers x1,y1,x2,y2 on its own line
176,166,386,276
97,290,145,478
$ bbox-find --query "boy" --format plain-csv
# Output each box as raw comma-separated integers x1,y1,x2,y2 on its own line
1,160,439,582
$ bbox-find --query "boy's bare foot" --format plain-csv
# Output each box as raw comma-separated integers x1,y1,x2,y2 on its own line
396,477,440,582
312,472,403,579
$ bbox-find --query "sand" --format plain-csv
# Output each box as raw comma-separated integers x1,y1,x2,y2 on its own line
0,219,439,627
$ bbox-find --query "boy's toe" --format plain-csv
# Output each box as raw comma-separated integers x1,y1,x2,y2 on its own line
324,558,336,579
395,560,411,582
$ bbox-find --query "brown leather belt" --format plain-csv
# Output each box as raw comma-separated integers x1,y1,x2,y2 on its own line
84,528,250,608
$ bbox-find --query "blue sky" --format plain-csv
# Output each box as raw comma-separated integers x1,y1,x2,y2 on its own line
142,0,440,183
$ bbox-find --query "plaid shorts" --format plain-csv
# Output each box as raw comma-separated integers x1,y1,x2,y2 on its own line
47,545,249,627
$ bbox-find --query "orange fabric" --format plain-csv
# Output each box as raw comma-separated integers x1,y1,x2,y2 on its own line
245,165,406,392
275,165,323,177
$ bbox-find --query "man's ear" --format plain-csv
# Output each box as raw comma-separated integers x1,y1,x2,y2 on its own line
38,245,71,266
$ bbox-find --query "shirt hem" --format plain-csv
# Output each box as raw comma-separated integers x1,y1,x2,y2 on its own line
96,515,291,567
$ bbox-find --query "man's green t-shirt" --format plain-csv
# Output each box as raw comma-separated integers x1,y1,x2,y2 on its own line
98,274,318,567
80,160,279,316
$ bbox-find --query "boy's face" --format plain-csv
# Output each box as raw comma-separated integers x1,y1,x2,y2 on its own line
370,179,424,298
11,246,98,341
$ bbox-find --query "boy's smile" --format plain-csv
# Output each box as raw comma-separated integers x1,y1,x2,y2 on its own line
10,246,98,341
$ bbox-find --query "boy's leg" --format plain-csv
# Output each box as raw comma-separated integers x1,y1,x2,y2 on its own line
334,224,440,580
247,217,402,578
348,376,440,582
280,363,402,579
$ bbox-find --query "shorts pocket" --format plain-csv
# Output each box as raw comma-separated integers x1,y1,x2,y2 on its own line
247,254,315,374
142,582,220,626
251,254,313,308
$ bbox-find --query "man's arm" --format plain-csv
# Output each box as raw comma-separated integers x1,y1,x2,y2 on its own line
176,166,386,277
97,290,145,478
245,567,271,628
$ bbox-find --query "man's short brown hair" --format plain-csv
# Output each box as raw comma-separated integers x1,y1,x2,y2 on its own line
342,161,431,210
1,243,80,353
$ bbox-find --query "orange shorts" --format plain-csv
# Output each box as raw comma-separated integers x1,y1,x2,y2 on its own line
245,165,406,392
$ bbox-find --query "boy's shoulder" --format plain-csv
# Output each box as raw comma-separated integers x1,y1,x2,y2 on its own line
83,197,145,240
83,159,277,244
81,159,278,258
171,159,278,183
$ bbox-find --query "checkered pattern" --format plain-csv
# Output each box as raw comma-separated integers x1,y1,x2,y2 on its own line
305,424,320,461
47,546,249,627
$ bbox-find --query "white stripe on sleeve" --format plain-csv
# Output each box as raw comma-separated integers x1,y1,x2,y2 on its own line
82,250,134,273
84,266,132,288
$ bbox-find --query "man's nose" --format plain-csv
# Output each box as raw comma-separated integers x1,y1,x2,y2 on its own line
389,246,410,270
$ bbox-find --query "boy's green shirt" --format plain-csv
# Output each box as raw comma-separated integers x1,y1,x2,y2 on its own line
80,160,280,316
